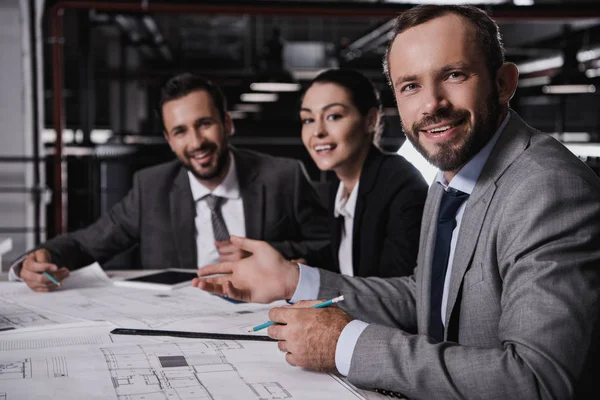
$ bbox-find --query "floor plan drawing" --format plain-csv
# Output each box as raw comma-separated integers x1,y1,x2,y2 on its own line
100,341,357,400
0,356,69,380
0,359,32,380
0,297,79,331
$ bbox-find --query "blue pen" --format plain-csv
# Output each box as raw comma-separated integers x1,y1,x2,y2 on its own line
42,271,61,287
249,295,345,332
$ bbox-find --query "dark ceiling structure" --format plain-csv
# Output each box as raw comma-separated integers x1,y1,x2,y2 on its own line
41,0,600,233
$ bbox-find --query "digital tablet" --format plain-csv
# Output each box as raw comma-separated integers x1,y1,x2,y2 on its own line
113,269,198,290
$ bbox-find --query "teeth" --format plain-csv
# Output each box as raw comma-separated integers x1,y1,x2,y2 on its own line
315,145,333,152
426,125,452,133
192,152,210,159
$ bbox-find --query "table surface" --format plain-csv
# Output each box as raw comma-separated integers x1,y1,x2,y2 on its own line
0,269,154,282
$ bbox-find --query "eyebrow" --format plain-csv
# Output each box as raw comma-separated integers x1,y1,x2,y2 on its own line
300,103,349,113
169,124,186,135
393,62,472,89
168,117,214,135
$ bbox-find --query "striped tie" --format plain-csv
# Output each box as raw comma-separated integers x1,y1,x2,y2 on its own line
204,194,230,242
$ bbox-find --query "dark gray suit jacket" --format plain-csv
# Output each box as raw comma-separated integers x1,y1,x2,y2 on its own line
38,148,329,270
318,112,600,399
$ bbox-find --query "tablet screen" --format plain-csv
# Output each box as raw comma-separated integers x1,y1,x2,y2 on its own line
126,270,198,285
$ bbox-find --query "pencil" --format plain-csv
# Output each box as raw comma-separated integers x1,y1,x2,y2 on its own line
42,271,61,287
248,295,345,332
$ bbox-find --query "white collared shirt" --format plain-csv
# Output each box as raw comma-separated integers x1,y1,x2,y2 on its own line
188,154,246,268
333,181,360,276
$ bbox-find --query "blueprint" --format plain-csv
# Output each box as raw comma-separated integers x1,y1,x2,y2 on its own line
0,295,83,331
0,329,369,400
16,284,282,332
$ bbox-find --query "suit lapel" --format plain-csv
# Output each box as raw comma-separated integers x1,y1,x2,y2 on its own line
170,167,197,269
418,183,443,333
352,147,383,276
235,149,265,239
329,181,343,273
443,111,533,330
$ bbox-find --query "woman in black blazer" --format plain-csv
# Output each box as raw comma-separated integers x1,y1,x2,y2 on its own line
300,69,428,277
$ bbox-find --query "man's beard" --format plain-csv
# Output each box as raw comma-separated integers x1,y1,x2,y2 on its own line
403,89,501,172
182,142,230,181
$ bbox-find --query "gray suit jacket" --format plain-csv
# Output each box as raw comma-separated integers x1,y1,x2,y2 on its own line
38,148,329,270
318,112,600,399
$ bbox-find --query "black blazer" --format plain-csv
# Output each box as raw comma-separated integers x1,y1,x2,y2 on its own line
33,148,330,270
311,146,428,278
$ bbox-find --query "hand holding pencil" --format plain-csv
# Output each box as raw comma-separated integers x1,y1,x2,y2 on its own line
20,249,69,292
264,296,355,372
250,295,345,332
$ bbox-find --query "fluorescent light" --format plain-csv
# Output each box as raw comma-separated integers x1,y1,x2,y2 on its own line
518,47,600,76
240,93,278,102
386,0,507,4
397,140,438,185
551,132,591,143
228,111,247,120
250,82,301,92
577,47,600,63
90,129,114,144
517,56,563,75
542,84,596,94
564,143,600,158
234,104,262,113
518,76,551,88
586,68,600,78
513,0,534,5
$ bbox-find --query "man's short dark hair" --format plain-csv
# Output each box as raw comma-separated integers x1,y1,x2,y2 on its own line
383,5,505,86
157,73,227,130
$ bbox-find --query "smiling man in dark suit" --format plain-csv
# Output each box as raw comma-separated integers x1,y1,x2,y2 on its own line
13,73,329,291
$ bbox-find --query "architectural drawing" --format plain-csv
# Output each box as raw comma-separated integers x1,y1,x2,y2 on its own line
0,356,68,380
16,286,274,332
0,298,63,331
0,359,32,380
101,341,296,400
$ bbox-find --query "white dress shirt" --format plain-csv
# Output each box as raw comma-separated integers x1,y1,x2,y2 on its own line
333,181,360,277
292,113,512,376
189,154,246,268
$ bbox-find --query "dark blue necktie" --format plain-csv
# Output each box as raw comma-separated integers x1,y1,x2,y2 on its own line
429,188,469,342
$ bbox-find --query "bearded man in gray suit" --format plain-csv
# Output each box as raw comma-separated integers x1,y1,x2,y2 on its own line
13,73,329,292
194,5,600,399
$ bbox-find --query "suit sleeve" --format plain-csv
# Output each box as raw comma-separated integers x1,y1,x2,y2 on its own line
346,170,600,400
318,268,418,333
38,172,143,270
268,161,330,260
378,170,428,277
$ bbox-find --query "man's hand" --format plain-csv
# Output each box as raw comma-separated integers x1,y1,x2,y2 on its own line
192,236,300,303
267,301,354,372
20,249,70,292
215,240,251,262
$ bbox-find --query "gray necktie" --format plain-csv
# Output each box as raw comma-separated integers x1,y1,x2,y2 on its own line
204,194,230,242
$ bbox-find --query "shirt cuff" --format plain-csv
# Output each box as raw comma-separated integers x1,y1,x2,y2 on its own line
335,319,369,376
8,255,26,282
289,264,320,303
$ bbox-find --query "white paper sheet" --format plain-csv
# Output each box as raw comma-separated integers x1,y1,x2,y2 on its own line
58,262,114,289
17,284,283,331
0,293,84,331
0,335,367,400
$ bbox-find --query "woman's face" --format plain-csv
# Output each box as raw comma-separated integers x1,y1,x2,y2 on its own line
300,82,373,173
